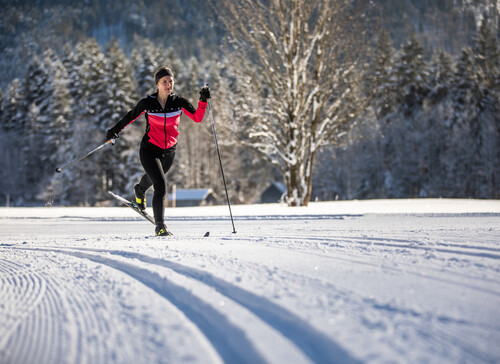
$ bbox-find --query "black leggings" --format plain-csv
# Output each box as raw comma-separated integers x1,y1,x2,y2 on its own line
137,144,176,225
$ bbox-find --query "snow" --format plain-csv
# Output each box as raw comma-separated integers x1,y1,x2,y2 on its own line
1,199,499,364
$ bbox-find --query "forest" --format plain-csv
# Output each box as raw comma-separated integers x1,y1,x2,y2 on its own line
0,0,498,206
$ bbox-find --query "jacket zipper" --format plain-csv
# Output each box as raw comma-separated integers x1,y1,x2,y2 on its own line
164,111,167,149
159,95,167,150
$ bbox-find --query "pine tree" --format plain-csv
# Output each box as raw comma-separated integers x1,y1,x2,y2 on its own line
37,52,72,171
423,49,456,197
60,43,81,101
0,89,3,123
360,31,397,198
381,35,432,197
368,30,396,118
5,50,74,204
19,55,52,201
103,38,138,128
80,38,110,127
0,79,26,204
131,47,154,97
100,38,141,200
59,38,111,205
428,49,455,104
50,59,73,139
449,18,500,198
2,79,23,133
471,19,499,197
175,57,207,189
391,35,430,115
447,47,477,196
473,18,500,91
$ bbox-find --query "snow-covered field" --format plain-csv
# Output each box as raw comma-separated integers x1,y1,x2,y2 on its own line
1,199,499,364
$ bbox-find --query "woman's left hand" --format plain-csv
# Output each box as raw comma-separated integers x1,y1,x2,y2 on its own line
199,86,211,102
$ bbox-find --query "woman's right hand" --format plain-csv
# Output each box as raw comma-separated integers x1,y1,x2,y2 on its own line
106,128,119,141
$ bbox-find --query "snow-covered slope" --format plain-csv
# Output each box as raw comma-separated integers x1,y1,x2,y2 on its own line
1,199,499,363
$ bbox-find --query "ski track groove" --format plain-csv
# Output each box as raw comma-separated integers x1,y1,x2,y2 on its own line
0,258,47,360
0,252,116,364
229,250,500,363
1,247,271,364
234,234,500,260
228,234,500,289
86,247,362,364
53,248,275,364
223,234,500,295
5,245,362,364
2,256,62,364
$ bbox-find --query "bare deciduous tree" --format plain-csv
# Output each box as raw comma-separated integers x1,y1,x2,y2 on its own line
212,0,373,206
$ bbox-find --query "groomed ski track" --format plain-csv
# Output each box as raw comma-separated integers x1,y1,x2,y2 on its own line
1,199,500,363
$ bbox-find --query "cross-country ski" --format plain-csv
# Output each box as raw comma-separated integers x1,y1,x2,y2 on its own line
109,190,155,225
109,191,210,238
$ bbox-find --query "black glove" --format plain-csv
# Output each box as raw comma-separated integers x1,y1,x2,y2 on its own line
106,127,120,141
199,86,211,102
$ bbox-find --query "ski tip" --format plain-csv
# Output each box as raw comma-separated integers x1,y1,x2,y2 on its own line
204,232,210,237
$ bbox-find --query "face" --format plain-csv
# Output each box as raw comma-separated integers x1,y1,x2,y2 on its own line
157,75,174,96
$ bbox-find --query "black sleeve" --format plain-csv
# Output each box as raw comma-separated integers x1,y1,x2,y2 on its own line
111,98,147,133
179,96,196,114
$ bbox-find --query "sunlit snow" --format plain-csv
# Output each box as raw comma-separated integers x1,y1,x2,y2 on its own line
1,199,499,363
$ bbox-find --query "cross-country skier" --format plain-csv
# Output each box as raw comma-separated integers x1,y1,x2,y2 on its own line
106,66,210,236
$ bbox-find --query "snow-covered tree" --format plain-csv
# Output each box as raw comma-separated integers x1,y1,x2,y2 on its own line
2,79,23,133
391,35,430,116
379,36,430,196
421,49,456,197
446,17,500,199
472,17,499,93
79,39,110,126
0,50,73,204
96,39,141,199
0,89,3,123
57,39,111,205
366,30,396,119
470,19,499,197
0,79,25,205
37,58,73,205
173,57,212,190
212,0,373,206
17,55,53,200
131,40,183,96
37,55,72,183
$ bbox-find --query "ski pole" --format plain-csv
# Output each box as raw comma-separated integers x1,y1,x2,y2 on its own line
206,88,236,234
55,139,115,173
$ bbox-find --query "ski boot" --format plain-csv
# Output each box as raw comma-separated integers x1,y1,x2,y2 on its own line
155,223,173,237
134,184,146,211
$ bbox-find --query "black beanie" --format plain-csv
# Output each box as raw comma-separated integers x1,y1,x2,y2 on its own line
154,67,174,84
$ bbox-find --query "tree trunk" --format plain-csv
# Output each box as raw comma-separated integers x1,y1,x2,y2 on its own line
286,162,299,206
303,150,316,206
285,149,315,207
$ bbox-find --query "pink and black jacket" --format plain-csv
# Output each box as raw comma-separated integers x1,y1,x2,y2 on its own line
112,92,207,150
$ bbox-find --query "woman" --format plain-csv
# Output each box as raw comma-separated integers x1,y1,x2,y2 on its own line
106,66,210,236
